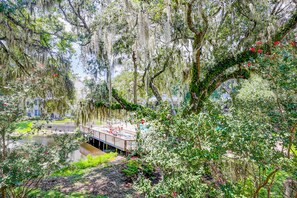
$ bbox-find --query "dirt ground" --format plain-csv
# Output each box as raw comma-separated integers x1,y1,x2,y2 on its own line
39,156,144,198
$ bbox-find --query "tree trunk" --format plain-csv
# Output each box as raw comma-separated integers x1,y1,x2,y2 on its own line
288,123,297,159
149,80,162,103
1,187,5,198
2,134,5,158
145,63,149,106
1,134,6,198
195,47,201,81
253,169,279,198
189,46,201,111
132,51,137,104
107,58,113,116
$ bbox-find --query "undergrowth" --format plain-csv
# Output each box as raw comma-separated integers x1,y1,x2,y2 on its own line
52,153,117,177
28,189,107,198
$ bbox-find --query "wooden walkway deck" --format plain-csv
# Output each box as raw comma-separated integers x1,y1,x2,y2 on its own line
79,125,137,152
79,142,105,156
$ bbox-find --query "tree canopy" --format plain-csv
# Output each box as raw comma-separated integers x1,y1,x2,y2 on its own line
0,0,75,114
1,0,297,197
61,0,297,123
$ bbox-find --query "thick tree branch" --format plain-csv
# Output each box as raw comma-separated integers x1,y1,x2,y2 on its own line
0,40,30,75
186,2,201,36
187,1,209,98
92,88,156,119
149,82,162,103
111,88,141,111
59,1,92,45
207,68,250,96
59,4,85,28
149,50,173,103
191,68,250,113
288,122,297,159
186,2,196,33
273,10,297,41
132,51,138,104
141,62,151,89
189,9,297,113
253,168,279,198
207,9,297,85
203,51,257,91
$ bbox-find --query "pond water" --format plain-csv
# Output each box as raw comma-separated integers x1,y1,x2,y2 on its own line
12,135,99,162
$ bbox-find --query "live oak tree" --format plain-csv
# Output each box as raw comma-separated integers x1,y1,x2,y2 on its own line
0,1,77,197
0,0,75,113
2,0,295,197
61,0,297,121
62,0,297,197
134,43,296,197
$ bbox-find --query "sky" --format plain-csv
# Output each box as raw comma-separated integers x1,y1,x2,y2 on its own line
70,43,87,79
63,21,89,80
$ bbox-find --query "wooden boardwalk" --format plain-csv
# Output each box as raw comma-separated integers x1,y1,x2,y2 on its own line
79,125,137,152
79,142,105,156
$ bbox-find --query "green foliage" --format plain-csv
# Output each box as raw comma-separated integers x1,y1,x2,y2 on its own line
135,60,297,197
0,0,76,115
0,94,83,197
52,153,117,177
1,0,297,197
122,160,141,177
0,133,82,197
122,159,154,179
52,166,86,177
74,153,117,169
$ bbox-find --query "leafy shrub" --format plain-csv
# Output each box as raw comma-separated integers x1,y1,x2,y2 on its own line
122,160,141,177
122,159,154,181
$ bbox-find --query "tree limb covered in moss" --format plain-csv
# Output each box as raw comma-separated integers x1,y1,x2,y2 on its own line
149,51,173,103
89,88,156,119
0,40,30,74
111,88,142,111
191,68,251,113
190,9,297,113
186,1,207,36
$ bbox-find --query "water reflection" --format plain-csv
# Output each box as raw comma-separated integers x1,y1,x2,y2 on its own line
14,135,99,162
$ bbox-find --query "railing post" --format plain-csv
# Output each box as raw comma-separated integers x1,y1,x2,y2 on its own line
124,140,127,153
105,134,108,150
93,130,94,145
98,131,101,149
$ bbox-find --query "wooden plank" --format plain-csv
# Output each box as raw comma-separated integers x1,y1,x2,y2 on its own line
80,125,136,152
79,142,104,156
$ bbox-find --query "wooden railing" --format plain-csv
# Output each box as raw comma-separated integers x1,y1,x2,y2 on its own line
79,125,136,152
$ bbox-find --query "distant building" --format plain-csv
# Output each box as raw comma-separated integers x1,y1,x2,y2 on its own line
25,78,85,119
26,98,62,119
26,98,41,117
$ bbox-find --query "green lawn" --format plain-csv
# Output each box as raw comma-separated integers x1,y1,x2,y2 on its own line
52,118,74,124
14,118,75,133
15,121,33,133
